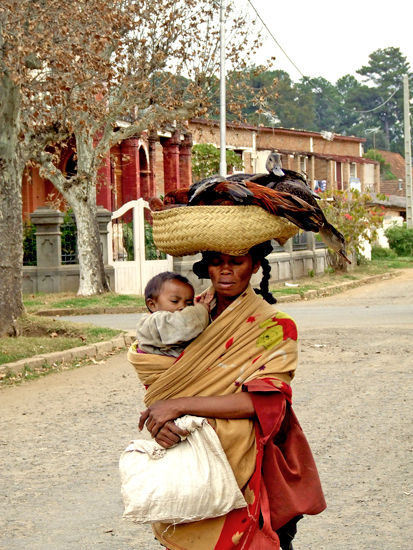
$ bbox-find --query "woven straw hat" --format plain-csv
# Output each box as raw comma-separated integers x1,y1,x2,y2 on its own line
152,205,299,257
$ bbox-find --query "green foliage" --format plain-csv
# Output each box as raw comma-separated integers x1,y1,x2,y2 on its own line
217,48,413,157
191,144,244,179
23,221,37,266
23,292,146,312
384,224,413,256
122,221,134,261
356,47,412,153
318,190,385,270
121,220,166,261
144,221,166,260
371,246,398,260
61,212,77,265
363,149,396,180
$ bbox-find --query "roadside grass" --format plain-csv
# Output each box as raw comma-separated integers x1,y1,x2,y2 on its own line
270,257,413,297
0,314,122,366
23,291,145,313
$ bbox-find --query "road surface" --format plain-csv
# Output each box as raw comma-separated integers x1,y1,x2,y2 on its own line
1,270,412,549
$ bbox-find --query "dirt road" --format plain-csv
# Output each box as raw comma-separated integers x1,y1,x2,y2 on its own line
1,270,412,550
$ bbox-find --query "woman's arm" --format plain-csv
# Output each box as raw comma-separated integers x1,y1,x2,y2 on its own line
139,393,255,440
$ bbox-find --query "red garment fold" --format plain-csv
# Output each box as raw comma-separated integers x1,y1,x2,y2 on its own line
244,378,326,533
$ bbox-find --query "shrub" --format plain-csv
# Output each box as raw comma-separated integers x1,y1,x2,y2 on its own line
191,143,243,180
23,221,37,266
371,246,398,260
318,189,385,271
384,224,413,256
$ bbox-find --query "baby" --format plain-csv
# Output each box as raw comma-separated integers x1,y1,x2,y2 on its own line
136,272,213,358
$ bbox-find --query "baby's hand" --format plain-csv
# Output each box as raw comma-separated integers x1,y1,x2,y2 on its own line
196,291,214,313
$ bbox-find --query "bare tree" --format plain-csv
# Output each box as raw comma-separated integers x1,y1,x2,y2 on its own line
0,0,264,336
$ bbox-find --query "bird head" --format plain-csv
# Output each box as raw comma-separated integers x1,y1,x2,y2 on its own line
266,153,285,177
319,224,351,264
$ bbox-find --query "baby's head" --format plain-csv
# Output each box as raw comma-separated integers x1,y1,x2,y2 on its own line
144,272,195,314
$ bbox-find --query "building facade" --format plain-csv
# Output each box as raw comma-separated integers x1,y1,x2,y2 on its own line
22,119,380,219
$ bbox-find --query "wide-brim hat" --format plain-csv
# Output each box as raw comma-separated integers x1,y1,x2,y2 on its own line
151,205,299,257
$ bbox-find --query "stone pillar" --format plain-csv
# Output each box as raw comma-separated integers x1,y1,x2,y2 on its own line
121,136,140,202
359,163,366,192
162,130,181,194
294,154,301,172
306,232,316,252
374,164,381,193
31,207,65,268
96,155,112,210
285,154,292,170
179,133,193,188
343,162,350,190
148,129,157,197
326,160,335,192
309,155,315,190
97,207,112,265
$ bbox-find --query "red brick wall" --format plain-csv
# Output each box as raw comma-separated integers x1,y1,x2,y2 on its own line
154,142,165,197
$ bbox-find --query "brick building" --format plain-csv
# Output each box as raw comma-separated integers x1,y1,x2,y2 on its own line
22,119,380,218
22,128,194,218
189,119,380,193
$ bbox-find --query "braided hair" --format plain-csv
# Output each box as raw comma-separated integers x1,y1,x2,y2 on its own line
249,241,277,304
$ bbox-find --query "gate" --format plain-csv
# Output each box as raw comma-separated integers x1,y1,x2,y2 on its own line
108,199,173,294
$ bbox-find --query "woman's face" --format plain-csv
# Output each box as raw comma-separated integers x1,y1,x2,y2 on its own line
207,253,260,298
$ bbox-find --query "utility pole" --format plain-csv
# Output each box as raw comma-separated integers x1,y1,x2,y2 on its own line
404,75,413,228
219,0,227,177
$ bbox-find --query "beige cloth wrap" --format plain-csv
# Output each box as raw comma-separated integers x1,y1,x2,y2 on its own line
127,284,298,550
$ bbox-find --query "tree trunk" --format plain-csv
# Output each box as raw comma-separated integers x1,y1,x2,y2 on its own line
0,76,24,337
68,187,110,296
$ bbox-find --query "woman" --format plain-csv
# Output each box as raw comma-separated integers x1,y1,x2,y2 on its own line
128,241,326,550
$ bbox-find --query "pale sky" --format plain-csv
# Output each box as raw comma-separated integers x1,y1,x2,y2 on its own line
244,0,413,84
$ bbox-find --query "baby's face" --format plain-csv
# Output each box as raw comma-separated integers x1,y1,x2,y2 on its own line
150,280,194,313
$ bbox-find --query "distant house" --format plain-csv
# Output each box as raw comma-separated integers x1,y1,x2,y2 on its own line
375,150,410,197
189,119,380,194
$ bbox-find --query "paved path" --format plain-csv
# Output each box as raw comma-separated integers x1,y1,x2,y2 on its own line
1,270,412,549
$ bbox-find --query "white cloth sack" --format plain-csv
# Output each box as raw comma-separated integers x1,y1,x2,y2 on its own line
119,415,247,524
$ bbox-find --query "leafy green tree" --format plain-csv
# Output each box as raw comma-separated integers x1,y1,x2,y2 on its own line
356,47,413,152
191,144,243,180
363,150,396,180
298,77,342,133
318,190,385,270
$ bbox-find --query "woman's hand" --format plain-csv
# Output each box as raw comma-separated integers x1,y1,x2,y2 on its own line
139,399,187,439
154,421,188,449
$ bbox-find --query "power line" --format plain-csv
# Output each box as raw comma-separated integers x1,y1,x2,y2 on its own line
246,0,401,115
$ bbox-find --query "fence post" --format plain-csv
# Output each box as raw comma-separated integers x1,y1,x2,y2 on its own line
30,207,65,268
96,206,112,265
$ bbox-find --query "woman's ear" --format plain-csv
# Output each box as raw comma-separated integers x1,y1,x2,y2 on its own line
252,260,261,274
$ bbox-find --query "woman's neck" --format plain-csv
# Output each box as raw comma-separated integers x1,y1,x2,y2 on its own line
211,291,246,320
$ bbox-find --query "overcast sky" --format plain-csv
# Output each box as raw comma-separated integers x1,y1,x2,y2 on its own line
245,0,413,84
